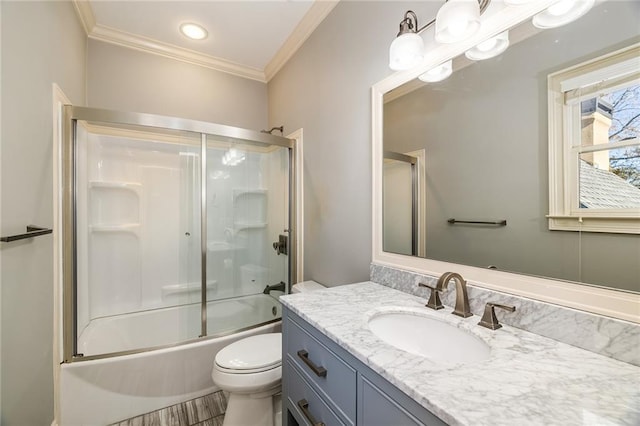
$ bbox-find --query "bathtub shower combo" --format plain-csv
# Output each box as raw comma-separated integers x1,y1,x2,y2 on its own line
57,107,297,425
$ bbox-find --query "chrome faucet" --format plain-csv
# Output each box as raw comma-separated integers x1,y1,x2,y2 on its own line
419,272,472,318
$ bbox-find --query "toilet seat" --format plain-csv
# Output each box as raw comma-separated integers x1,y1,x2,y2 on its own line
212,333,283,395
214,333,282,373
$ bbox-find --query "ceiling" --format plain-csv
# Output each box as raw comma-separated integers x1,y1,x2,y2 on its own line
73,1,339,82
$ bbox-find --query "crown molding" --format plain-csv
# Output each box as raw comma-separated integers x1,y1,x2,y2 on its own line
72,0,96,35
89,24,266,82
265,0,340,81
71,0,335,83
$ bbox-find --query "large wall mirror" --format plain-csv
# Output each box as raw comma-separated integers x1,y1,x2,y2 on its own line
373,0,639,319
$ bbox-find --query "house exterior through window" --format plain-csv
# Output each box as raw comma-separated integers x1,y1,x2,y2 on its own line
548,43,640,234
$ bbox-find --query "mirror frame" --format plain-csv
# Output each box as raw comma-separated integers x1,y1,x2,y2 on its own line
371,0,639,324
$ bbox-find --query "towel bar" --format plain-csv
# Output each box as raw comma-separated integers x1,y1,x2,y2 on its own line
447,219,507,226
1,225,53,242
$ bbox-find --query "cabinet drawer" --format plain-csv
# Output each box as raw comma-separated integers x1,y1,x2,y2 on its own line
286,317,357,422
286,360,347,426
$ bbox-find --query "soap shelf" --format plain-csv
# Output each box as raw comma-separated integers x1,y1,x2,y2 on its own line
90,181,142,192
90,224,141,234
207,241,238,252
161,280,217,298
234,221,267,230
233,188,267,200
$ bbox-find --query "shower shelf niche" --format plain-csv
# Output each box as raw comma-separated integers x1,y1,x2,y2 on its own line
89,180,142,227
90,224,141,234
233,188,267,199
207,241,239,252
233,221,267,230
232,188,267,230
161,280,218,298
90,181,142,191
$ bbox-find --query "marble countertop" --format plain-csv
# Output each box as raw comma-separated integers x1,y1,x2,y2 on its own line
280,282,640,426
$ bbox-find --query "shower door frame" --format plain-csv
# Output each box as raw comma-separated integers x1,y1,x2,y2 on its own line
61,105,297,363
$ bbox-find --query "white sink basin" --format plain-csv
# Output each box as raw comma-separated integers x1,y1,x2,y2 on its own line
368,312,490,365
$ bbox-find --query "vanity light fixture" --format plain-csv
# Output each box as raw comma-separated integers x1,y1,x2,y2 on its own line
465,30,509,60
389,11,425,71
435,0,481,44
503,0,537,5
418,60,453,83
179,22,208,40
532,0,595,29
389,0,491,71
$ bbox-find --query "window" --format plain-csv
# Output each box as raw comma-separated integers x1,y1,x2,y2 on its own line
548,44,640,234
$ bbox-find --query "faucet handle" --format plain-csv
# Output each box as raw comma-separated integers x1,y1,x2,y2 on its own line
418,282,444,310
478,302,516,330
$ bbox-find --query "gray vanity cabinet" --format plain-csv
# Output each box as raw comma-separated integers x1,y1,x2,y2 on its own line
283,308,447,426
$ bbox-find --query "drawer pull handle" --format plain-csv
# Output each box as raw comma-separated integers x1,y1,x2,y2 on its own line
297,398,325,426
297,350,327,377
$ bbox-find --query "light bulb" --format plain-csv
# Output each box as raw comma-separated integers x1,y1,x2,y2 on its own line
418,60,453,83
435,0,481,44
504,0,538,4
533,0,594,29
547,0,576,16
465,31,510,61
389,33,425,71
476,38,498,52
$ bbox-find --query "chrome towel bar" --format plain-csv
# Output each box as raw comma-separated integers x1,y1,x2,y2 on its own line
1,225,53,242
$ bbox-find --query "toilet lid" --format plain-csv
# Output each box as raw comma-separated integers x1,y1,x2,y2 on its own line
215,333,282,372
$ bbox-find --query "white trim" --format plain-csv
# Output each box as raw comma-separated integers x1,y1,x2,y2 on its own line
89,24,266,82
52,84,72,426
72,0,95,35
372,0,639,324
287,129,305,283
560,55,640,92
71,0,336,83
264,1,340,81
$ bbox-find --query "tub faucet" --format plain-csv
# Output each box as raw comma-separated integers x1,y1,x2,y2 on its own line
420,272,472,318
263,281,286,294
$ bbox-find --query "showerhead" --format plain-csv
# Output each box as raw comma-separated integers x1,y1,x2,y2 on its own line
260,126,284,135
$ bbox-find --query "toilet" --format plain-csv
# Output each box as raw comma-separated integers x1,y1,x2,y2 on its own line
211,281,325,426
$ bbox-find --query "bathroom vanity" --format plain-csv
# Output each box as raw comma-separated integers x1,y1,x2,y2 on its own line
281,282,640,426
283,305,446,426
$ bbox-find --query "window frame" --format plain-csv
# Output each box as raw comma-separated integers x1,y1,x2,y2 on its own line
547,43,640,234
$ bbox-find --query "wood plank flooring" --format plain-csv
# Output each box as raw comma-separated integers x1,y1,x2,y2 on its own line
110,391,227,426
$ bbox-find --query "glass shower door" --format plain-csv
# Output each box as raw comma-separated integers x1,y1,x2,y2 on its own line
73,119,202,357
204,135,290,336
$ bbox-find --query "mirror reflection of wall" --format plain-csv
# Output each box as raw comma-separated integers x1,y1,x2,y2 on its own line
382,0,640,293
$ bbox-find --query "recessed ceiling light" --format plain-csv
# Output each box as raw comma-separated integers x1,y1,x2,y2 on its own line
180,23,208,40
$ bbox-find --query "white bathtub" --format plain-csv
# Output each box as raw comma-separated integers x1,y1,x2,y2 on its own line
59,294,282,425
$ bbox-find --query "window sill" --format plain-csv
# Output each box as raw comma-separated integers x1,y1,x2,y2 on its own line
547,215,640,234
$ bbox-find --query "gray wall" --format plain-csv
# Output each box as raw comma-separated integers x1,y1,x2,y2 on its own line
268,1,436,286
1,1,87,424
384,1,640,292
87,40,268,130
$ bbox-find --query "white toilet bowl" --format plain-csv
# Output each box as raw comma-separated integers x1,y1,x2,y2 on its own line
212,333,282,426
